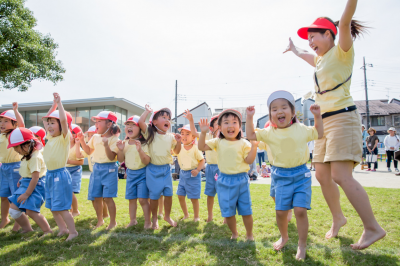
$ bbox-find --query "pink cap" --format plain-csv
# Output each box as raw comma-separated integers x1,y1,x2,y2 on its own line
178,124,191,132
91,111,118,123
70,124,82,134
149,108,172,124
0,110,17,121
43,110,73,128
7,127,43,150
125,115,140,126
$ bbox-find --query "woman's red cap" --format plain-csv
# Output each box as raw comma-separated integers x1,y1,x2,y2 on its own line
297,18,337,40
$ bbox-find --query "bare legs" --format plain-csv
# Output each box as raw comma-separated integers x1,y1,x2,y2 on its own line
225,215,253,241
126,198,151,229
163,196,176,227
178,196,200,221
93,197,116,230
0,197,10,228
158,196,164,218
150,199,159,229
71,193,80,217
206,196,214,222
52,210,78,241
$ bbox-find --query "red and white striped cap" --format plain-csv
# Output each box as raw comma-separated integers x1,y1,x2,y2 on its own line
43,110,73,128
29,126,46,146
91,111,118,123
70,124,82,134
86,126,97,133
125,115,140,125
7,127,43,150
178,124,191,132
149,108,172,124
0,110,17,121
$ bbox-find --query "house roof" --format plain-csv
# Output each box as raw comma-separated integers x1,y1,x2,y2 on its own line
354,99,400,116
172,102,209,121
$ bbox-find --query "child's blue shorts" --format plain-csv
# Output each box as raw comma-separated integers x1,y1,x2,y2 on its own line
271,164,312,211
176,169,201,199
87,171,94,201
67,165,83,194
9,177,45,213
270,176,275,198
0,162,21,198
217,172,252,218
146,164,173,200
45,168,73,211
91,162,118,198
204,164,220,197
126,167,149,200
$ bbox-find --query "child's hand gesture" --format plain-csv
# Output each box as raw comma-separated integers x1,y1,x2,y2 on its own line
199,118,209,133
17,193,29,204
251,140,260,146
53,93,61,104
183,109,193,122
116,140,125,151
77,132,85,141
145,104,153,113
246,106,256,117
134,140,142,151
191,169,199,177
102,137,108,146
74,138,80,145
283,37,295,54
174,133,182,142
12,102,18,111
310,104,321,116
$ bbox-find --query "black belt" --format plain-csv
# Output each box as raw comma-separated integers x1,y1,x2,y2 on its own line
322,105,357,119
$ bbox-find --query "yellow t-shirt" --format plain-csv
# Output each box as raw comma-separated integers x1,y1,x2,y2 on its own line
205,133,218,164
85,150,95,172
256,123,318,168
43,131,71,171
314,44,355,114
19,150,47,178
88,134,119,163
177,144,204,171
143,129,177,165
0,133,22,163
66,145,85,167
258,141,274,164
122,140,150,170
206,138,251,175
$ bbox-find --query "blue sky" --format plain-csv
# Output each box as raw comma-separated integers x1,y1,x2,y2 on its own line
1,0,400,120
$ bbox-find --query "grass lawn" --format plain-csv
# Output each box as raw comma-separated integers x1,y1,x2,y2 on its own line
0,179,399,266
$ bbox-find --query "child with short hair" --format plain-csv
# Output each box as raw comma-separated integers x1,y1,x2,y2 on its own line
259,162,269,178
199,109,258,240
246,91,323,260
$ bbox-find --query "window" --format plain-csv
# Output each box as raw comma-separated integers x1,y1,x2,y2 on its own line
242,123,246,133
37,110,49,126
66,108,77,124
309,119,314,126
25,111,37,128
371,116,385,126
76,108,90,133
90,106,105,126
394,116,400,127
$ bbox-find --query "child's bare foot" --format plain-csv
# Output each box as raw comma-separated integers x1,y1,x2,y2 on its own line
273,237,289,251
0,218,10,228
350,227,386,250
126,220,138,228
194,217,200,222
158,214,163,219
21,228,34,234
152,218,159,230
164,216,177,227
182,215,190,220
72,211,80,217
223,218,227,224
206,216,213,223
103,214,109,219
287,210,293,222
57,229,69,237
66,232,79,241
231,232,239,240
325,217,347,239
12,223,21,232
106,221,117,230
144,221,152,229
40,230,53,237
94,220,104,229
296,245,307,260
246,234,254,241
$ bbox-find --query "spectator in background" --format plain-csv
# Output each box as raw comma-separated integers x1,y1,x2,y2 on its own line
366,128,379,172
248,157,258,181
384,127,400,172
308,140,315,171
361,125,369,165
257,146,265,167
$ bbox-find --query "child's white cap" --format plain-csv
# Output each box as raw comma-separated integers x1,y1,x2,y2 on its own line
262,162,267,166
178,124,191,132
86,126,97,133
0,110,17,121
125,115,140,126
267,90,295,108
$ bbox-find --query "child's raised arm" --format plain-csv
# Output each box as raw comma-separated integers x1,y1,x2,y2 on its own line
339,0,358,52
183,109,199,138
12,102,25,128
77,132,94,155
173,134,182,154
138,104,153,133
42,98,57,132
245,106,257,141
283,38,316,67
198,119,212,151
53,93,69,137
310,104,323,139
244,141,259,164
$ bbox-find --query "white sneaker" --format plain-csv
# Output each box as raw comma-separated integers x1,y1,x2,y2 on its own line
388,168,392,172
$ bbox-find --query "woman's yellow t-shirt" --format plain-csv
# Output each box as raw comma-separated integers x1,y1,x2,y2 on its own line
143,129,177,165
205,133,218,164
177,144,204,171
314,44,355,114
88,134,119,163
19,150,47,178
122,140,150,170
0,133,22,163
206,138,251,175
43,131,71,171
66,145,85,167
256,123,318,168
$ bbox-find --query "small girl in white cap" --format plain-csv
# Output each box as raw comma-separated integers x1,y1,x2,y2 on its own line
246,90,323,260
198,109,258,241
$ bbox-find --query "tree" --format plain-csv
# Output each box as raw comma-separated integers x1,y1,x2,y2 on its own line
0,0,65,91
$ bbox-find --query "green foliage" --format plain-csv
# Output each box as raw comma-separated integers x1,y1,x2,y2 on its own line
0,0,65,91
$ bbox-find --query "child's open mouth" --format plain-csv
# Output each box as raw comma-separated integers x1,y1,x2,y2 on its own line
227,130,235,134
127,129,133,134
278,116,285,123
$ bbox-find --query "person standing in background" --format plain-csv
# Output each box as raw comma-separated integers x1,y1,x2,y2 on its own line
361,125,369,165
308,141,315,171
384,127,400,172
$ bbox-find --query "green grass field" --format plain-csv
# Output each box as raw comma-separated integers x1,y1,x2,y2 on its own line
0,179,399,265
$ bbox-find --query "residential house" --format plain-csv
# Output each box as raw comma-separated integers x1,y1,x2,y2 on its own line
172,102,213,132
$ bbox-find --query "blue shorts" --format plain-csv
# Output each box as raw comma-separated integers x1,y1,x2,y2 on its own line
67,165,83,194
45,168,73,211
270,176,275,198
90,162,118,198
217,172,252,217
9,177,45,213
271,164,312,211
126,167,149,200
204,164,220,197
176,169,201,199
0,162,21,198
87,172,94,201
146,164,173,200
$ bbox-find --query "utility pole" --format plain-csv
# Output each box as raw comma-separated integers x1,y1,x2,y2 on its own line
175,80,178,133
362,57,373,128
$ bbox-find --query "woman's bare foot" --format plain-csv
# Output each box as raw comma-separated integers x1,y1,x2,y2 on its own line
246,234,254,241
273,237,289,251
126,220,138,228
164,216,177,227
194,217,200,222
287,210,293,222
325,217,347,239
57,229,69,237
296,245,307,260
144,221,152,229
231,232,239,240
0,218,10,228
94,220,104,229
72,211,80,218
351,227,386,250
106,221,117,230
66,232,78,241
152,217,159,230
